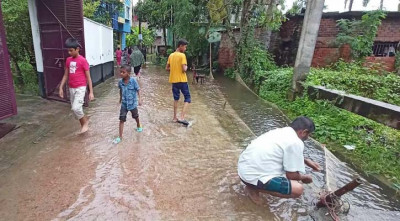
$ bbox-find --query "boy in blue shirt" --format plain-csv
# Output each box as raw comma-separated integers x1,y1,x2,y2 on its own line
113,65,142,144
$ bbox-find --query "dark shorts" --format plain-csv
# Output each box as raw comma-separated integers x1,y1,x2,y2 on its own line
172,82,191,103
119,106,139,122
241,177,292,195
133,65,141,74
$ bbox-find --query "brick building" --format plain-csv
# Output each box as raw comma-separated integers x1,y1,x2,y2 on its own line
218,11,400,72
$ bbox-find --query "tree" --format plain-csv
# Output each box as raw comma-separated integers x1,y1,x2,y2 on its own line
83,0,101,19
126,26,156,48
135,0,171,47
2,0,35,89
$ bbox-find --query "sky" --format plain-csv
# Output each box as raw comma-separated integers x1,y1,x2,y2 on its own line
284,0,399,12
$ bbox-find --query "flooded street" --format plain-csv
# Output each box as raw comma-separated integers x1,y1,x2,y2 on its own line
0,65,399,220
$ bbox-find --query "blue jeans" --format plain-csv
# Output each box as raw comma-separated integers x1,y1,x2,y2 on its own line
172,82,191,103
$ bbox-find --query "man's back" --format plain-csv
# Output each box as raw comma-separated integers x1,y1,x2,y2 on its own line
168,52,187,83
238,127,305,185
130,50,144,67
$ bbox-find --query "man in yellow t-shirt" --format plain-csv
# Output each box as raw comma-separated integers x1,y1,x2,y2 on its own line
166,39,191,124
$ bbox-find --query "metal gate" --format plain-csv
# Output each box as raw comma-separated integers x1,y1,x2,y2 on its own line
36,0,86,101
0,4,17,120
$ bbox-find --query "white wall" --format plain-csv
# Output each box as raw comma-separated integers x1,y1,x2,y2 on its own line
84,18,114,66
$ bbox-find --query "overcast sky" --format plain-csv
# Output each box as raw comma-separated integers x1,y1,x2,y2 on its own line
284,0,399,12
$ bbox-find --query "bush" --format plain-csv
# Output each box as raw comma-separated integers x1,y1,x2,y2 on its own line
224,68,236,79
305,61,400,105
239,44,277,87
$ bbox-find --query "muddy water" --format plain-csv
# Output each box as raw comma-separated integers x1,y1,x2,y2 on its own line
0,65,399,220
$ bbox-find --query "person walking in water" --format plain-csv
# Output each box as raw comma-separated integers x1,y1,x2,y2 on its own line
59,38,94,134
238,116,321,204
165,39,191,125
115,47,122,67
113,65,143,144
130,46,145,77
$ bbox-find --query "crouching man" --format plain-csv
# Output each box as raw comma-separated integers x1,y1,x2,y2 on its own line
238,116,321,204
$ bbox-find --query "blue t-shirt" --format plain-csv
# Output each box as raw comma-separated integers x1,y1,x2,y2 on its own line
119,77,140,110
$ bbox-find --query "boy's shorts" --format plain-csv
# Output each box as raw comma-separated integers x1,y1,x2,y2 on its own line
69,86,86,120
241,177,292,195
133,65,141,75
119,105,139,122
172,82,191,103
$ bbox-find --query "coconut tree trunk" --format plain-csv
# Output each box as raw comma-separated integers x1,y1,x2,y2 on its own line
349,0,354,11
263,0,277,50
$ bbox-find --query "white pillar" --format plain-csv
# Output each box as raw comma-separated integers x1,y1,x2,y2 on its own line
28,0,43,73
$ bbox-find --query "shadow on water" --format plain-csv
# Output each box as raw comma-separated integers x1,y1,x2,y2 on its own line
210,72,400,220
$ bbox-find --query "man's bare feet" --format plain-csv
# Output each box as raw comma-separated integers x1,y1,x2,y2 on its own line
80,117,89,133
173,118,178,122
244,186,263,205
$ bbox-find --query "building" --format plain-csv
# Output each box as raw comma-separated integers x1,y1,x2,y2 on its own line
112,0,133,49
270,11,400,72
218,11,400,72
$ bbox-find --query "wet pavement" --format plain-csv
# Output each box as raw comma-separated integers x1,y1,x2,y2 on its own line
0,65,399,220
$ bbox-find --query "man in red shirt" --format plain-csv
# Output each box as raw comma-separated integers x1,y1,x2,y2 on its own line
59,38,94,133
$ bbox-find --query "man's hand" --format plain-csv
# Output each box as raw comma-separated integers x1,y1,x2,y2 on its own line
89,92,95,101
305,159,322,172
59,88,64,98
301,174,313,184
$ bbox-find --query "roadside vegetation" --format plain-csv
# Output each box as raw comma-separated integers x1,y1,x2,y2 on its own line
225,9,400,189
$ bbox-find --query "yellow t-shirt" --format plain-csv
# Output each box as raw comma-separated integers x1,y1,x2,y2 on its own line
168,52,188,83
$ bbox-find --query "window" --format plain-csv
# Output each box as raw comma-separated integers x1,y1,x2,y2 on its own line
125,6,130,20
372,42,398,57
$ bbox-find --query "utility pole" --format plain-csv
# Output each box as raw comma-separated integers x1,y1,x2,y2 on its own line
138,0,143,47
289,0,325,100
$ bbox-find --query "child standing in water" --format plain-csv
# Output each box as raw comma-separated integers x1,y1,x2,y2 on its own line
59,38,94,134
115,47,122,67
113,65,143,144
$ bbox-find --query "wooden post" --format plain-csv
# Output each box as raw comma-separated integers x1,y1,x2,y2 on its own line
209,42,214,79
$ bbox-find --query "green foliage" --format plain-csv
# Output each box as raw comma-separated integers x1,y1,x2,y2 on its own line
287,0,306,16
136,0,210,63
224,68,236,79
17,58,38,94
2,0,38,94
239,43,277,87
126,26,156,48
207,0,228,24
257,68,400,185
336,10,386,59
396,51,400,73
305,61,400,106
166,49,174,56
83,0,101,19
258,1,286,31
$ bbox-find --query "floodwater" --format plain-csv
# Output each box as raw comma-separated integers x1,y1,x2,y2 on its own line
0,65,399,220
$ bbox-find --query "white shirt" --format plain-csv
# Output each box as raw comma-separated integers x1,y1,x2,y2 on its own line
238,127,306,186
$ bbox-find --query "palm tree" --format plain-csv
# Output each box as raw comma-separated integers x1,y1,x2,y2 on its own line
344,0,354,11
345,0,376,11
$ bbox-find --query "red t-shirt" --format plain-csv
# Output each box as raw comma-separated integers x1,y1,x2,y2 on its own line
66,55,89,88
